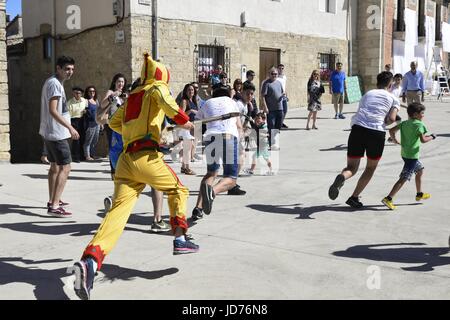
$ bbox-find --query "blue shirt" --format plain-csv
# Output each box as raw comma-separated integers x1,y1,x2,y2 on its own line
401,70,425,94
330,71,346,94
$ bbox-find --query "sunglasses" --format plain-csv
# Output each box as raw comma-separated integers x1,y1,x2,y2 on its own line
271,73,278,76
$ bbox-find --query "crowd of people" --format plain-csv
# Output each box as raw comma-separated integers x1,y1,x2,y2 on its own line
38,54,437,300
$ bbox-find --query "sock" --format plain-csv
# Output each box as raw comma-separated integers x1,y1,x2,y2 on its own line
176,235,186,242
416,192,423,197
386,196,392,201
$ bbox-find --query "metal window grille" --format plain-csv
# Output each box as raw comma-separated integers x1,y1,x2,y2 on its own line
319,53,337,81
196,45,229,84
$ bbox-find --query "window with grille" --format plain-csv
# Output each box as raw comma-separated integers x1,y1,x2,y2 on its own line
196,45,230,85
319,53,337,81
396,0,406,32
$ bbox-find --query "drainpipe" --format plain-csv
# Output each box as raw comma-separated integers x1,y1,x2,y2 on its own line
379,0,385,73
52,0,57,72
152,0,158,60
347,0,352,75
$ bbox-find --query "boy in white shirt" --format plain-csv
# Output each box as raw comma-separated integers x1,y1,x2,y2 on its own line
328,71,400,208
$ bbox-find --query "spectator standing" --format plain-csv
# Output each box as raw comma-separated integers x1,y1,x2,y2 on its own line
401,61,425,105
231,78,243,100
389,73,403,99
329,62,347,119
39,56,79,218
174,83,196,175
83,86,101,161
244,70,259,118
100,74,127,151
306,70,325,130
277,64,289,128
67,87,87,162
261,67,284,149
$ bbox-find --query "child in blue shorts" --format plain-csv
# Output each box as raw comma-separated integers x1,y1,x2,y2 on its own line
382,103,436,210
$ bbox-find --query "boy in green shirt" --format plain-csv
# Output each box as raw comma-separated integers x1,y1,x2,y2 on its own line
382,103,436,210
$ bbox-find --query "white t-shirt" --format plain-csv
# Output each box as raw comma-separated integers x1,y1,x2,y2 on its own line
389,84,402,98
196,96,240,138
276,74,287,92
235,99,249,125
39,76,71,141
351,89,400,132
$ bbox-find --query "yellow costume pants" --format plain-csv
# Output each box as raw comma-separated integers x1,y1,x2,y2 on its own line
82,150,189,269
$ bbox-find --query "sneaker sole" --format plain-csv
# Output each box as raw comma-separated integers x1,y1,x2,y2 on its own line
104,197,112,212
173,248,199,255
47,211,72,218
201,183,214,215
328,174,345,200
150,228,171,233
192,215,203,221
73,262,90,300
345,199,363,209
381,199,395,210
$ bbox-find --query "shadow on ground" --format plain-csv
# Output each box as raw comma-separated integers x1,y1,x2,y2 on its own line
333,243,450,271
0,257,72,300
0,257,179,300
0,221,144,237
99,264,179,283
23,174,111,182
247,203,421,219
319,144,347,152
0,204,53,218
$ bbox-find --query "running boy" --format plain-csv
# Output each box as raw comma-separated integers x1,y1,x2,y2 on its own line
381,103,435,210
328,71,400,208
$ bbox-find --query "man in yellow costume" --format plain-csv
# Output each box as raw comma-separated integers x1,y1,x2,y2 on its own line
71,54,199,300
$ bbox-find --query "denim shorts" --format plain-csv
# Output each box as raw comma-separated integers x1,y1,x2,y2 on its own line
400,158,424,181
44,139,72,165
204,134,238,179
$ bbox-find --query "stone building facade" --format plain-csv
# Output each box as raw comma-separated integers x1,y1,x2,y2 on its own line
8,0,351,162
0,0,9,162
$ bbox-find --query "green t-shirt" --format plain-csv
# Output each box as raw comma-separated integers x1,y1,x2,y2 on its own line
400,119,427,159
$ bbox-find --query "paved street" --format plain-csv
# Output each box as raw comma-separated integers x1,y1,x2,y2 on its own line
1,100,450,300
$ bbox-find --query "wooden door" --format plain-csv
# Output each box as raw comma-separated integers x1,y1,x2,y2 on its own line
259,48,280,105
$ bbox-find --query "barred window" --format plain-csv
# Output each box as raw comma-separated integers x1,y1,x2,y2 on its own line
196,45,230,84
319,53,337,81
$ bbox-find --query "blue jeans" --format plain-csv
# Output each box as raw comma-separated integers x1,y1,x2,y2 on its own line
267,110,283,147
282,98,288,123
204,134,239,179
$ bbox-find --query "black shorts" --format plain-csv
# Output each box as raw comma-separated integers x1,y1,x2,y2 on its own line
347,125,386,160
44,139,72,165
